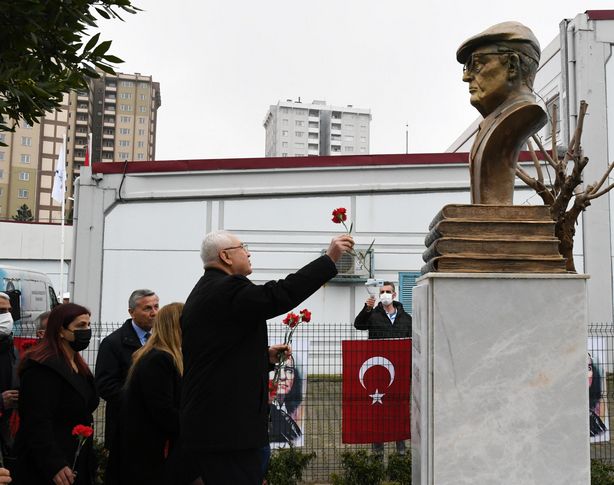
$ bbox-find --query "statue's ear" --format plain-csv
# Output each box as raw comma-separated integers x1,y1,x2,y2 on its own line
507,53,520,81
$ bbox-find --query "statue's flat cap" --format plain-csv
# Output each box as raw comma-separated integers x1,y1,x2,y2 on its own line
456,21,540,64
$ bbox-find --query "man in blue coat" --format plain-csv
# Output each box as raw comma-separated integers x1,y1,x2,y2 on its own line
180,230,353,485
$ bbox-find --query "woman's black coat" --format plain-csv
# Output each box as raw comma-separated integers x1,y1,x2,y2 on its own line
14,356,99,485
118,348,181,485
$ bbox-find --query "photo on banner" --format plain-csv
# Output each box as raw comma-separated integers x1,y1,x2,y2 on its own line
268,337,309,448
588,336,610,443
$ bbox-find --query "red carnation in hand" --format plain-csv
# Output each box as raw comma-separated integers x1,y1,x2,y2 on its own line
283,312,300,328
72,424,94,438
299,309,312,323
331,207,347,223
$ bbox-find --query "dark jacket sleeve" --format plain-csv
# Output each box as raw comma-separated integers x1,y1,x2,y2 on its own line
354,305,374,330
136,352,180,436
95,336,124,403
230,255,337,320
19,365,69,479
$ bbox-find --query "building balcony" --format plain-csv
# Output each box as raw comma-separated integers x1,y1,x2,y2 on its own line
102,133,114,139
105,96,116,103
76,119,88,126
105,85,117,92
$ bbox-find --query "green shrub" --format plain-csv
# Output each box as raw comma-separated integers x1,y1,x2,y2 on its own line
267,446,316,485
92,439,109,485
386,451,411,485
330,450,386,485
592,459,614,485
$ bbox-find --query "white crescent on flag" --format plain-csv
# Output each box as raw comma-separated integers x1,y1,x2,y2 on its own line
358,356,395,390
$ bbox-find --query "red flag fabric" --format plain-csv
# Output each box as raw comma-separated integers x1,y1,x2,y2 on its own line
13,337,38,356
84,143,90,167
342,338,411,444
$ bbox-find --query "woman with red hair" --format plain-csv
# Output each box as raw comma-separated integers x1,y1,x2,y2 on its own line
14,303,99,485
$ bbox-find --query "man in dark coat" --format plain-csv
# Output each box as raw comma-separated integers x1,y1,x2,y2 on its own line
180,230,353,485
94,289,159,482
353,281,412,456
0,293,18,473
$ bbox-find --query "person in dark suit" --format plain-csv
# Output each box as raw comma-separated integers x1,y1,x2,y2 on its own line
0,293,19,474
180,230,353,485
94,289,159,483
119,302,191,485
15,303,99,485
354,281,412,456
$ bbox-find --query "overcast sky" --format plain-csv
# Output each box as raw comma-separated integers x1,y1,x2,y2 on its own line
99,1,613,161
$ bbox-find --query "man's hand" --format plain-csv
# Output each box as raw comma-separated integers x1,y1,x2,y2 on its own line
269,344,292,365
2,390,18,410
365,296,376,309
0,467,11,483
326,235,354,263
53,466,75,485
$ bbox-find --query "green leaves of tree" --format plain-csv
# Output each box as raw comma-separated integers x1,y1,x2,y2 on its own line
0,0,141,143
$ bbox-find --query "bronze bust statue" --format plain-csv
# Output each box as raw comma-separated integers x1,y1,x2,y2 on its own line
457,21,547,205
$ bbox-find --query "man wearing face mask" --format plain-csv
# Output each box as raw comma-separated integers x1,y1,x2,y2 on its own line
353,281,412,457
0,293,19,473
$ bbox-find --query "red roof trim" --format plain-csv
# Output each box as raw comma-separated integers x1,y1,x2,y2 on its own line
91,151,538,175
586,10,614,20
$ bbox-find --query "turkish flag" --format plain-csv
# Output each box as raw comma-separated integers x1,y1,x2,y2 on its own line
342,338,411,444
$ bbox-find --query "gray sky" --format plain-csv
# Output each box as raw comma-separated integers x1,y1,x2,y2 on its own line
99,1,613,161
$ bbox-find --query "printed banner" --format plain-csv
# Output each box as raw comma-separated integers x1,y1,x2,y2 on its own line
588,336,610,443
342,338,411,444
268,337,309,448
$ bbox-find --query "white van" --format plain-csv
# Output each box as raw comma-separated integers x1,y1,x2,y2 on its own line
0,266,60,336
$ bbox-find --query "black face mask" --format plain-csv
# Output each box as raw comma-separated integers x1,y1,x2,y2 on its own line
69,328,92,352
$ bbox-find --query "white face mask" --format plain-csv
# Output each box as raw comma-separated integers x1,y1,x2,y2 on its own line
379,293,394,306
0,313,14,337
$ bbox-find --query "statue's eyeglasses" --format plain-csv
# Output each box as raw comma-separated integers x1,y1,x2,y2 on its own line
463,51,516,74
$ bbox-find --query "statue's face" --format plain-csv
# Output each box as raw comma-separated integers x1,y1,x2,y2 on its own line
462,46,516,117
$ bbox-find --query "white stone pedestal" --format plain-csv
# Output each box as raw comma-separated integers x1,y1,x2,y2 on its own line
411,273,590,485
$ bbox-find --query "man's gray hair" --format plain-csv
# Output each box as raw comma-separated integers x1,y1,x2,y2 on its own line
128,289,156,310
200,230,235,268
0,292,9,302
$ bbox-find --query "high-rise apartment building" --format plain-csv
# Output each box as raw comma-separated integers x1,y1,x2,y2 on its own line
263,99,371,157
0,71,161,223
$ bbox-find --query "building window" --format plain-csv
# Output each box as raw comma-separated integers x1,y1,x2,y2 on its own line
344,135,354,142
345,124,354,129
119,140,130,147
121,80,134,87
0,152,4,161
0,169,3,178
294,108,307,116
138,129,145,135
119,92,132,99
120,116,131,123
308,121,318,128
118,152,129,159
139,106,146,112
360,124,367,129
19,172,30,181
280,107,290,114
295,120,304,126
21,136,32,147
281,141,288,147
360,136,367,143
360,147,367,153
120,104,132,112
0,134,5,143
138,117,146,124
281,153,288,157
18,189,29,198
294,142,305,148
119,128,130,135
295,131,304,137
139,82,148,89
20,154,30,163
282,119,288,125
331,123,341,130
139,94,146,100
344,146,354,152
137,141,144,148
398,271,421,314
282,130,288,136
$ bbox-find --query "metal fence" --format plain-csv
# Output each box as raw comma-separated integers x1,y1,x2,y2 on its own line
34,320,607,483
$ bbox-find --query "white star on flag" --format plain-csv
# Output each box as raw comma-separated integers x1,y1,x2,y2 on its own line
369,389,385,404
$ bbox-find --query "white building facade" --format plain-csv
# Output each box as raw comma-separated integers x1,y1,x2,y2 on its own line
263,99,371,157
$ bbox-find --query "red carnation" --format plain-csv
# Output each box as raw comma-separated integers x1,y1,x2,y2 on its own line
283,312,300,328
331,207,347,223
299,309,312,323
72,424,94,438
